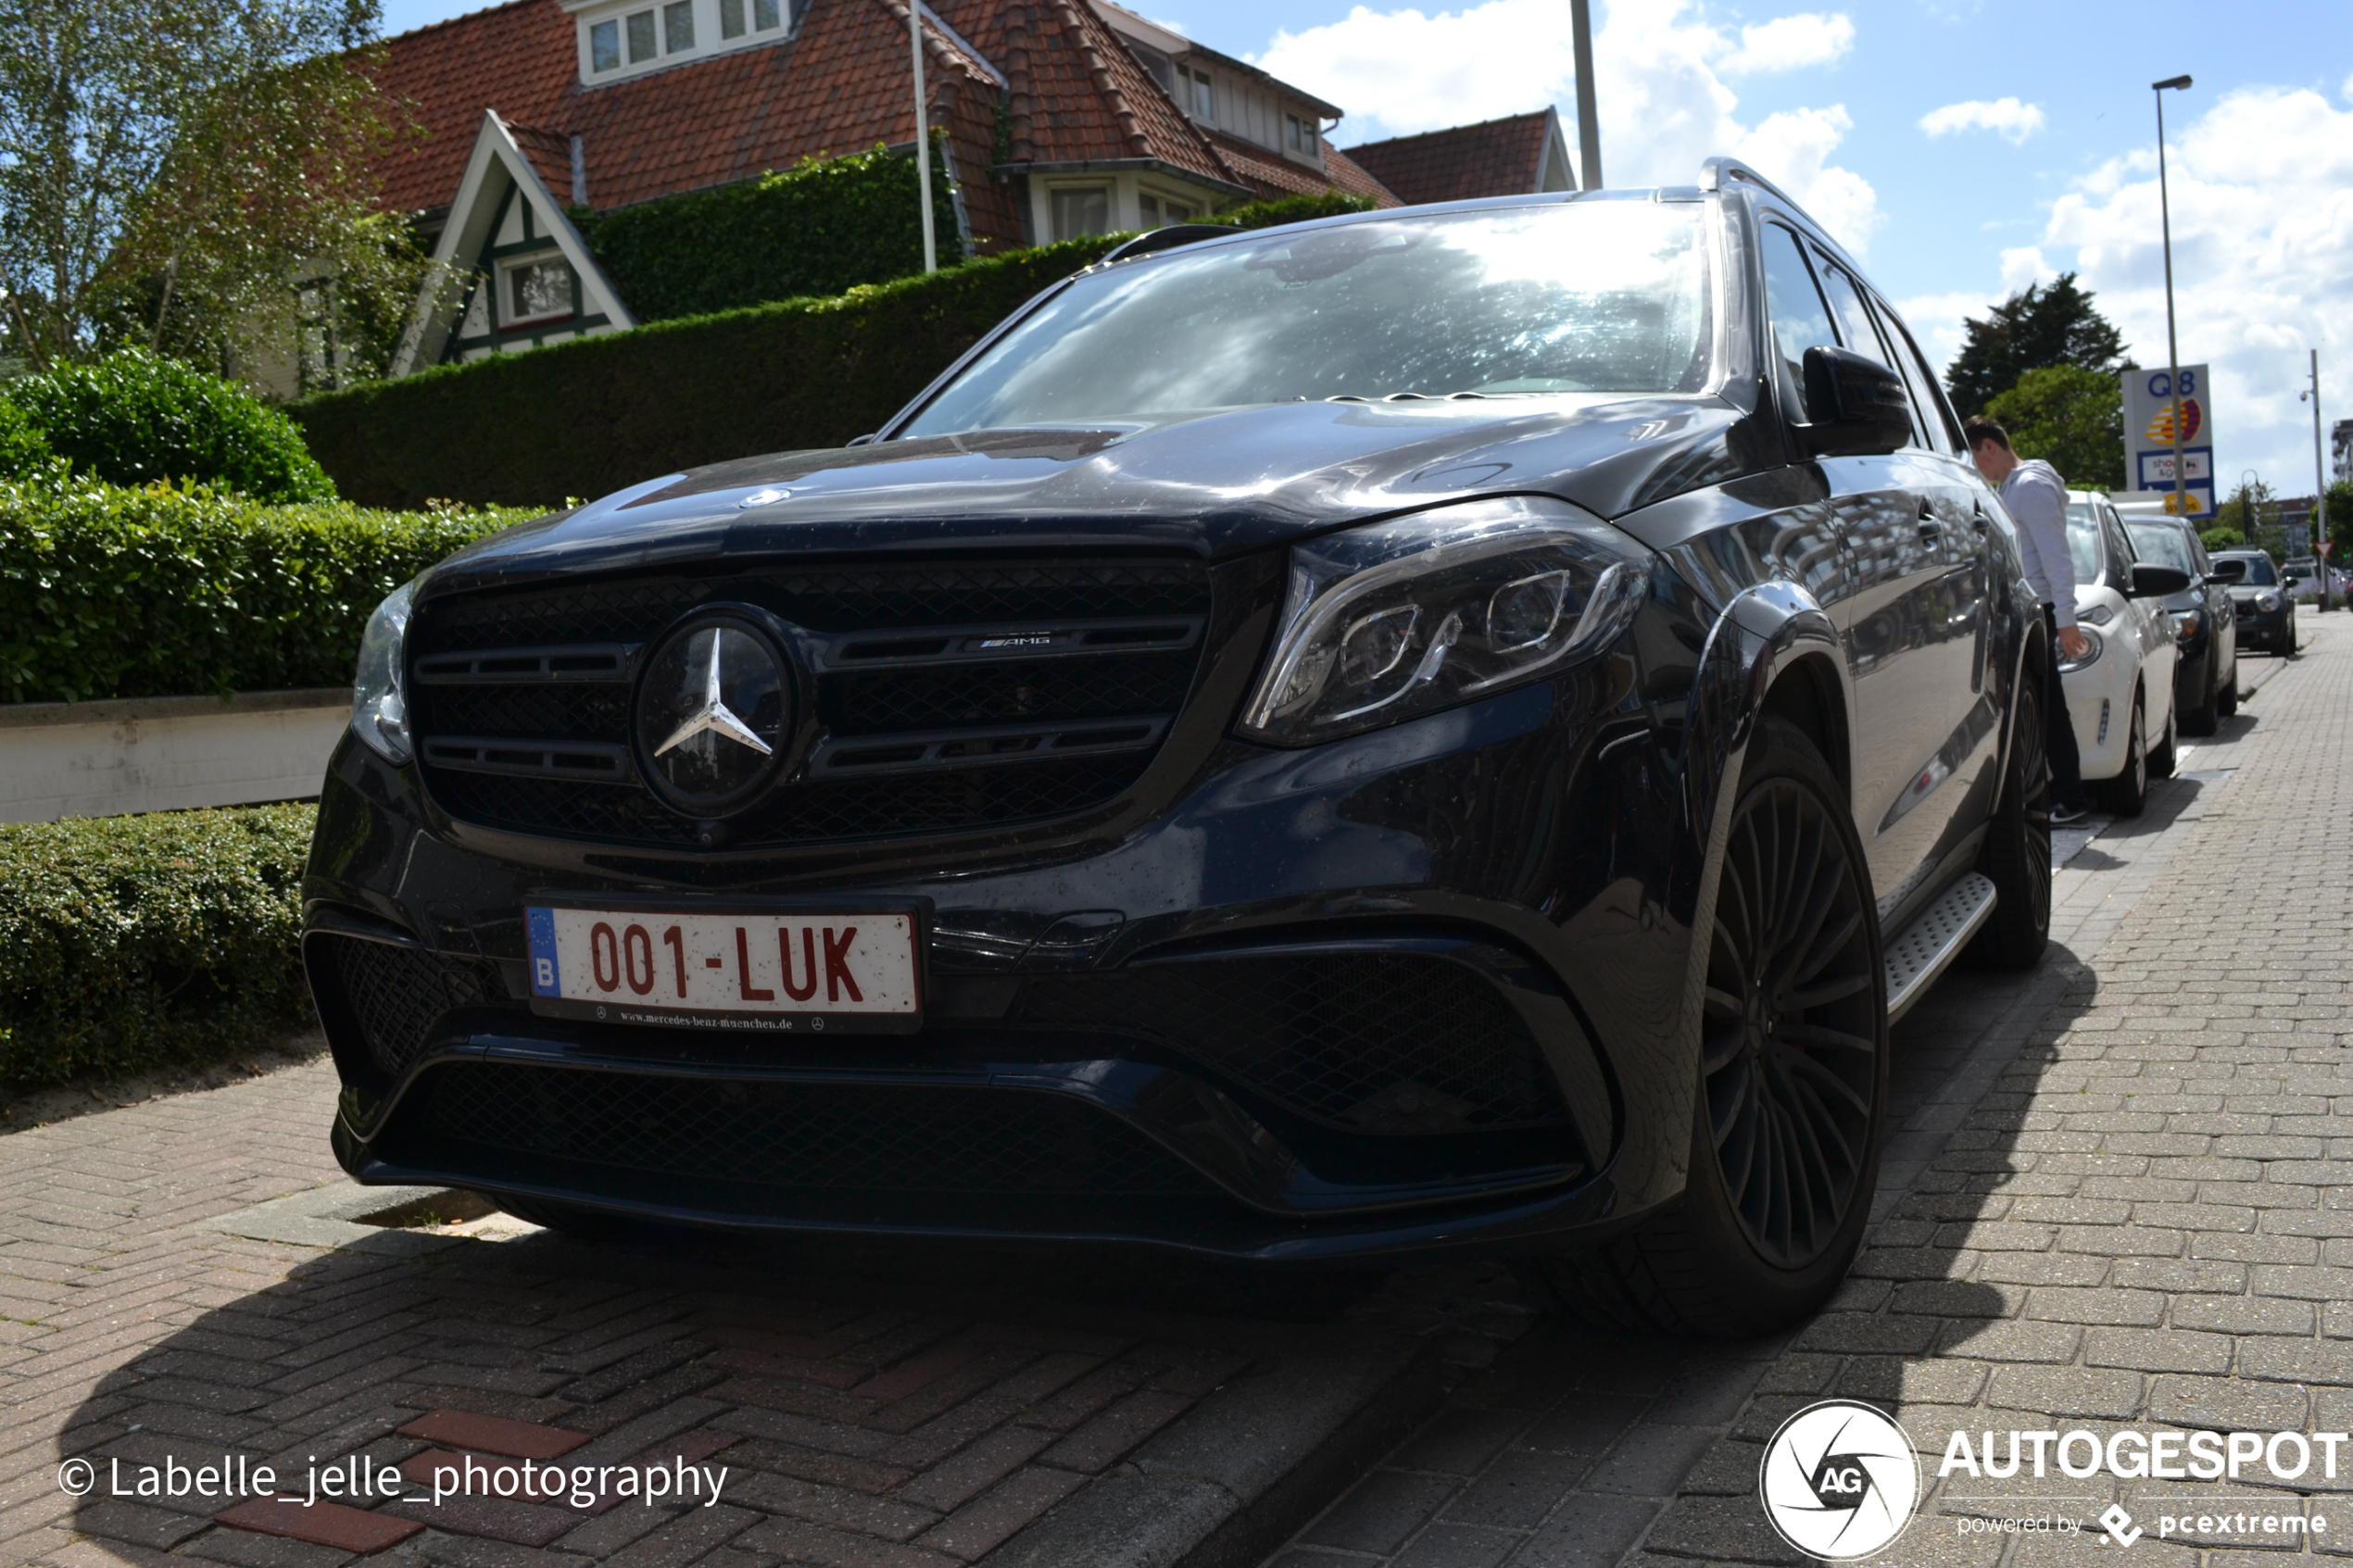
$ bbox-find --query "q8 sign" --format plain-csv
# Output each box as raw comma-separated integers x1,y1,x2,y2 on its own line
2123,364,2216,520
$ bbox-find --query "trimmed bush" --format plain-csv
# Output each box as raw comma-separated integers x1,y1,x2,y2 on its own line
3,349,338,502
576,140,970,325
293,195,1380,509
0,804,316,1088
293,235,1121,508
0,398,50,477
1213,190,1378,229
0,474,532,704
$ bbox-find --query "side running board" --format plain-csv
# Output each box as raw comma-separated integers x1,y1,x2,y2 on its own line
1883,872,1999,1024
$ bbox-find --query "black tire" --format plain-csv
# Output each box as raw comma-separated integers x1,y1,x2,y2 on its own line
2147,699,2176,780
2288,612,2299,654
2219,664,2239,717
1973,649,2052,970
2180,652,2219,736
1544,717,1888,1339
2095,691,2148,817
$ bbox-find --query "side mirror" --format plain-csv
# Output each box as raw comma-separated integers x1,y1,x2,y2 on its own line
2207,558,2247,583
2128,564,2193,598
1797,346,1913,458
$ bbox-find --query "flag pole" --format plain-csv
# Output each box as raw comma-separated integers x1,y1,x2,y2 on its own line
912,2,936,273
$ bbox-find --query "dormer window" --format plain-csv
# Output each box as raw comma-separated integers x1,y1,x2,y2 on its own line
578,0,792,82
500,255,576,328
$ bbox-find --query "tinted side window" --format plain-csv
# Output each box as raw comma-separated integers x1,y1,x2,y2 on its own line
1874,297,1960,454
1760,223,1836,418
1814,256,1931,448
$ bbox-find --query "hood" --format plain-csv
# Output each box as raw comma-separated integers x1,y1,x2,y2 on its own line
422,395,1766,598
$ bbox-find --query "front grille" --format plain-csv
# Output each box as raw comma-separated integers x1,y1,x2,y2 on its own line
405,1063,1217,1197
1013,955,1570,1135
407,559,1212,847
312,935,509,1083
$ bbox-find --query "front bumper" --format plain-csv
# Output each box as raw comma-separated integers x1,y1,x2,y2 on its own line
2235,600,2289,647
304,647,1690,1261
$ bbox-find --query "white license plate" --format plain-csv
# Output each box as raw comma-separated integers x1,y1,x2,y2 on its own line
524,904,922,1032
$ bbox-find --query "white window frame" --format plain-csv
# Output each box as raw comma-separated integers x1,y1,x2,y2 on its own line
497,252,577,330
573,0,793,83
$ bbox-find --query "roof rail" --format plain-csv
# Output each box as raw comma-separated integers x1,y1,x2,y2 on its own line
1698,157,1798,207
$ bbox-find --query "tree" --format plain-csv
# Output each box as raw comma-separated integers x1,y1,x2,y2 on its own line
2215,476,2283,558
0,0,420,382
1982,365,2125,491
1945,273,2129,418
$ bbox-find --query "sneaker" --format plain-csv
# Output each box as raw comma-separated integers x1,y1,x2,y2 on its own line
2050,800,2091,826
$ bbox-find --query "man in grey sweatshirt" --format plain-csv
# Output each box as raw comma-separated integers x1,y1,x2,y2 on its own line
1966,415,2092,825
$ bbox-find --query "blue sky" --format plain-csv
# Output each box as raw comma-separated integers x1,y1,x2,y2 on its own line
377,0,2353,493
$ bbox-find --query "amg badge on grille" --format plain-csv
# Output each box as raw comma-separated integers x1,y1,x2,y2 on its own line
634,616,791,810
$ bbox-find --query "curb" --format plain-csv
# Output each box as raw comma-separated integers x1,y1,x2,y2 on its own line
982,1331,1447,1568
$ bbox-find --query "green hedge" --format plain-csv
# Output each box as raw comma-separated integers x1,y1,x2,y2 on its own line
292,235,1118,508
293,192,1377,509
575,140,968,325
0,475,531,704
0,805,316,1088
4,349,337,502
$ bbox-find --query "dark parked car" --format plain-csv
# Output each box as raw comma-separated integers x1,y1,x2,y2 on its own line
2217,548,2296,654
2125,514,2242,734
306,160,2072,1337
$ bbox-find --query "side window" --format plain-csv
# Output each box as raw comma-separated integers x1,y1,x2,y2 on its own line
1880,304,1967,452
1814,254,1932,450
1759,223,1836,420
1871,296,1955,454
2104,510,2136,569
1810,255,1889,364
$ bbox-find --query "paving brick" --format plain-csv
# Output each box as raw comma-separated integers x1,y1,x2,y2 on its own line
216,1499,424,1555
396,1415,590,1462
909,1466,1085,1562
1299,1471,1460,1554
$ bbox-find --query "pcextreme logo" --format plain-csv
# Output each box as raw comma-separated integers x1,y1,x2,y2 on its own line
1758,1400,1922,1560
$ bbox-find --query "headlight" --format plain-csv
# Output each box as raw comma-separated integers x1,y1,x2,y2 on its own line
2258,591,2283,611
1239,495,1649,746
350,580,416,764
2173,608,2202,633
2057,628,2104,673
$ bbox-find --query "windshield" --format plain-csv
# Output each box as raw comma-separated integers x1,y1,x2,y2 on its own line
2223,554,2278,585
2063,503,2104,583
901,202,1713,437
2126,522,2196,574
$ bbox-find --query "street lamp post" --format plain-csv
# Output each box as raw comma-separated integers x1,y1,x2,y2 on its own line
2304,350,2329,605
2153,74,2192,521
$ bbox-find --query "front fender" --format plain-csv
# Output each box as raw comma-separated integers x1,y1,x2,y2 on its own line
1619,579,1849,1214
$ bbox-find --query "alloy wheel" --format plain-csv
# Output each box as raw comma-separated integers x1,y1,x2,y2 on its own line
2010,673,2053,935
1699,777,1881,1269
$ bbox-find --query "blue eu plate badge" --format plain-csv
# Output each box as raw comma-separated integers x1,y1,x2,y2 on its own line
525,906,562,997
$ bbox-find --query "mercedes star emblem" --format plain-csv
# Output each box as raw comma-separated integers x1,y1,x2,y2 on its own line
634,617,790,811
656,629,774,761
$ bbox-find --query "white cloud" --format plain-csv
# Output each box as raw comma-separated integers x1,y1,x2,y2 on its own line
1999,245,2054,293
1257,0,1880,251
1718,12,1853,75
1917,97,2046,144
2038,85,2353,487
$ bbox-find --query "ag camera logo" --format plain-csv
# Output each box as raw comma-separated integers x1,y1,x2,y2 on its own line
1758,1400,1921,1560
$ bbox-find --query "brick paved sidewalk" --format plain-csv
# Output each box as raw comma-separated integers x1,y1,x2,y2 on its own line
0,1058,1453,1568
1266,632,2353,1567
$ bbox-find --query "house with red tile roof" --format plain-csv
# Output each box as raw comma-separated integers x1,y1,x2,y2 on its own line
1345,108,1577,208
364,0,1401,377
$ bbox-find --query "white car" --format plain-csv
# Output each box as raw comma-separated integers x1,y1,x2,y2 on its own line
2062,491,2181,816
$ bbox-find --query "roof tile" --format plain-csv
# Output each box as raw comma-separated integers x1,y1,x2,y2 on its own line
1344,109,1558,207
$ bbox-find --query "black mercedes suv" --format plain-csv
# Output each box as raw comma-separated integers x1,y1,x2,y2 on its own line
304,160,2066,1336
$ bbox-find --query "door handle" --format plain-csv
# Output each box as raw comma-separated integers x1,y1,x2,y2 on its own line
1916,505,1942,541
